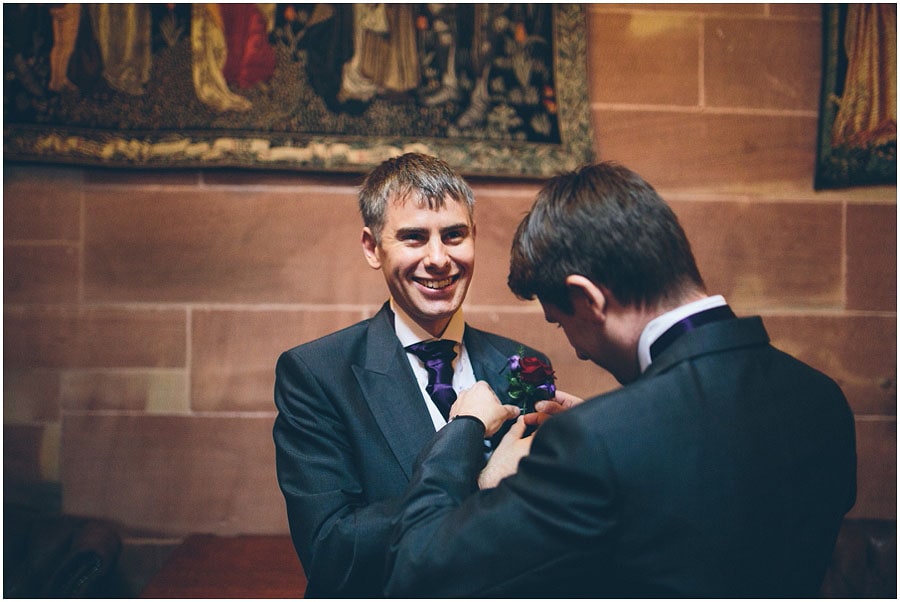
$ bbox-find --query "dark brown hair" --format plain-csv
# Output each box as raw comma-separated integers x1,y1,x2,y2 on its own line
509,162,704,312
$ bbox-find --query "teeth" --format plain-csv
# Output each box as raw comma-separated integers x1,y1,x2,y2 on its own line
418,277,454,290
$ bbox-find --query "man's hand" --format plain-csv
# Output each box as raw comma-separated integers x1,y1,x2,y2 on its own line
450,381,520,437
522,389,585,427
478,416,532,489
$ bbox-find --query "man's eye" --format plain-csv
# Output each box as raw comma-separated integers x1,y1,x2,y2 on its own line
444,230,465,243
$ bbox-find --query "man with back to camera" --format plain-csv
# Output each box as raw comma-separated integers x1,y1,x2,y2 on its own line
272,153,551,597
384,161,857,598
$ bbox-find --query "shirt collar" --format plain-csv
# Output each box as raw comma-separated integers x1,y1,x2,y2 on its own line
637,295,727,373
390,298,465,347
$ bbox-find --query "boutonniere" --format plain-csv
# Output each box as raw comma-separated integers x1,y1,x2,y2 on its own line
505,347,556,414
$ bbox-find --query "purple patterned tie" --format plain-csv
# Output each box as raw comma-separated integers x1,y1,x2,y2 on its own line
406,340,458,420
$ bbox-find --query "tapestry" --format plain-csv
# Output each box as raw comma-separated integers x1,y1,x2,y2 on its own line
815,4,896,189
3,4,594,177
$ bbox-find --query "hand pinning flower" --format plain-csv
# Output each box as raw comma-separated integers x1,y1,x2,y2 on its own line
505,348,556,414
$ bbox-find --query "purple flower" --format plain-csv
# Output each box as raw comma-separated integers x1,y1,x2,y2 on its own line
507,354,521,371
537,382,556,397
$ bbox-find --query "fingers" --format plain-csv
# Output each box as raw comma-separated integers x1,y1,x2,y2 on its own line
533,399,565,415
555,389,585,408
504,414,527,438
501,404,522,422
479,416,533,489
522,389,586,429
522,410,552,427
451,382,520,437
449,381,495,420
498,416,534,457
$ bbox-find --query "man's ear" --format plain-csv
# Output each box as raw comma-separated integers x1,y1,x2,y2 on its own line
564,275,607,322
361,227,382,269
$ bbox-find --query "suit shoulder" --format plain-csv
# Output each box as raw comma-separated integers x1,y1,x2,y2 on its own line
767,345,851,407
279,318,370,361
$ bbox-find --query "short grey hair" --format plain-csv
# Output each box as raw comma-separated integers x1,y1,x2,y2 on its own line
359,153,475,243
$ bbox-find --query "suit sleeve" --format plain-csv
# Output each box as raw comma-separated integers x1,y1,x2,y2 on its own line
273,350,401,597
385,411,619,597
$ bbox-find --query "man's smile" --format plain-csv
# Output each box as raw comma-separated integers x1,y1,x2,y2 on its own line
414,274,460,290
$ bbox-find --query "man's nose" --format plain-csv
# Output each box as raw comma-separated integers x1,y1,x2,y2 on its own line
424,239,451,269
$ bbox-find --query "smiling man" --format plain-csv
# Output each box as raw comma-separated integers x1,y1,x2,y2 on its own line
272,153,550,597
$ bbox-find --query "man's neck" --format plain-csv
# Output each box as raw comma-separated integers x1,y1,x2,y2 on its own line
390,299,465,346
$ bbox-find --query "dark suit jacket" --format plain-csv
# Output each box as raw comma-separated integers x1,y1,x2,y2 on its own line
273,302,548,597
385,315,857,598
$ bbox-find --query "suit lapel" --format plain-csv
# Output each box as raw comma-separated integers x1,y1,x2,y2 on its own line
465,327,512,399
464,327,520,444
352,304,437,479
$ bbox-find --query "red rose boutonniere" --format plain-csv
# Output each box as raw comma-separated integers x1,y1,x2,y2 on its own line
505,347,556,414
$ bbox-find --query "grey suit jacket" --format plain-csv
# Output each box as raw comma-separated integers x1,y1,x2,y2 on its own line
273,302,548,597
386,315,857,598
